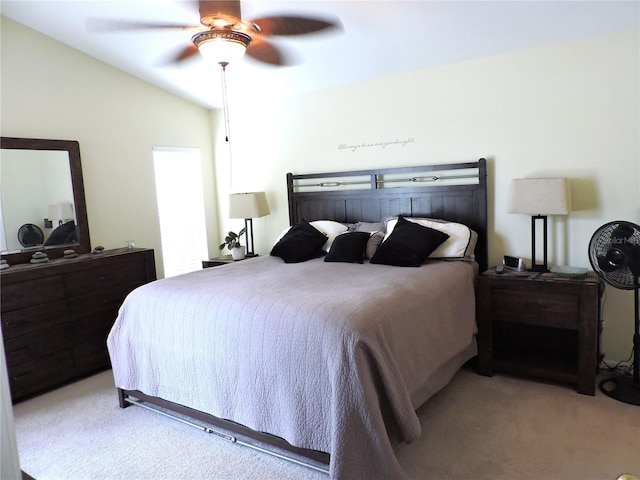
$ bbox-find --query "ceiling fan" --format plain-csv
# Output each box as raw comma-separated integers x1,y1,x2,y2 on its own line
90,0,341,67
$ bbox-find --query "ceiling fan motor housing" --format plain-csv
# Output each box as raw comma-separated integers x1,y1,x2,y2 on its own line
192,30,252,50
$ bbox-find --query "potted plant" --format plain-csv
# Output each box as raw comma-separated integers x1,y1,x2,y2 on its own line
219,228,246,260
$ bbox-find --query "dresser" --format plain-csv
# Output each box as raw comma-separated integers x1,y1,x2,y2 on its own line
1,248,156,402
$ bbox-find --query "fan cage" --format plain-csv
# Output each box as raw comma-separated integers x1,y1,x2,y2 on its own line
589,221,640,291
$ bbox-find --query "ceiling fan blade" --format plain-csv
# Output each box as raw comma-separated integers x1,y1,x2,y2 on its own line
249,16,339,36
87,18,197,32
199,0,242,22
246,38,293,66
165,43,201,64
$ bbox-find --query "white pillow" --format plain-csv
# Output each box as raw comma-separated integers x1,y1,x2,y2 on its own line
310,220,349,252
384,217,474,259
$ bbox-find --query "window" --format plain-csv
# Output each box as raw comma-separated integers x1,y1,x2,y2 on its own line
153,147,208,277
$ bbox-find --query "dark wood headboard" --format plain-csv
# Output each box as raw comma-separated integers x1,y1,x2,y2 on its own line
287,158,488,272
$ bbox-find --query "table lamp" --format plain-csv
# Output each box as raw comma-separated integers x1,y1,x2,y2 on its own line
508,178,571,272
229,192,270,256
48,202,75,226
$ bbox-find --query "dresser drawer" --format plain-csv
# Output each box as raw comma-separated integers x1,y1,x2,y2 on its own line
4,324,73,366
8,349,75,400
72,310,117,341
492,289,579,329
0,276,65,312
1,300,68,339
74,338,111,373
64,256,147,297
66,285,138,321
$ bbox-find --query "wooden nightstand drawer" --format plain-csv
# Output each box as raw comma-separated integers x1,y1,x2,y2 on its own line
492,289,579,329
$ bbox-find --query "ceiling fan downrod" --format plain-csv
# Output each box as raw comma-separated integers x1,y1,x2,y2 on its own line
219,61,231,142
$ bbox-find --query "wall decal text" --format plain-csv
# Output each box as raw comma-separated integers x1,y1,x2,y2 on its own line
338,137,415,153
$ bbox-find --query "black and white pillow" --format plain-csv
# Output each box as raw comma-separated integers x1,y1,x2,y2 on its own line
383,217,476,259
370,216,450,267
270,220,328,263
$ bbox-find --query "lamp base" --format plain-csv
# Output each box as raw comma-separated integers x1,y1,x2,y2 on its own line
528,265,550,273
530,215,549,273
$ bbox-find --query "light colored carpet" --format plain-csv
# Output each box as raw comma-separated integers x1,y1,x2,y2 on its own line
13,367,640,480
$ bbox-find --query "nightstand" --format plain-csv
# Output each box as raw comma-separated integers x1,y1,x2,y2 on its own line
476,269,604,395
202,254,258,268
202,255,238,268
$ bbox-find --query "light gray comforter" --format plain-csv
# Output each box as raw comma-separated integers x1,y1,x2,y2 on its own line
108,255,477,479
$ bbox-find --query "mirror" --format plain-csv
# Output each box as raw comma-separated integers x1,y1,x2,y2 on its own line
0,137,91,264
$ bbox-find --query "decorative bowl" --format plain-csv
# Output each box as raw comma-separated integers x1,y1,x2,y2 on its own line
550,266,589,278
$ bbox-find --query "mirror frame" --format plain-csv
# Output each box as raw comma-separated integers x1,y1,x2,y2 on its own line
1,137,91,264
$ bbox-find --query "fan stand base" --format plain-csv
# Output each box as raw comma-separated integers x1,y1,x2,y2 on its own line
599,376,640,406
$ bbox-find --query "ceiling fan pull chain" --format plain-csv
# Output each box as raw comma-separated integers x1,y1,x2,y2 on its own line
219,61,231,142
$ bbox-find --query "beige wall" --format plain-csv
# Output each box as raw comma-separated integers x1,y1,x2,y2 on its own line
219,29,640,362
1,17,220,279
2,15,638,362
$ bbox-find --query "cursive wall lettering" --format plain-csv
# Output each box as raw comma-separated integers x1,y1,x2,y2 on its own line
338,137,415,153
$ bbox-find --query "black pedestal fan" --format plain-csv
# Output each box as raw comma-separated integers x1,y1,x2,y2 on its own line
588,221,640,405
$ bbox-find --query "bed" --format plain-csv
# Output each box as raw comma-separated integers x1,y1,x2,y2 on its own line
107,159,488,479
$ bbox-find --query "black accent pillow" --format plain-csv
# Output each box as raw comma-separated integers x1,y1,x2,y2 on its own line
44,221,77,246
370,216,450,267
270,220,328,263
324,232,371,264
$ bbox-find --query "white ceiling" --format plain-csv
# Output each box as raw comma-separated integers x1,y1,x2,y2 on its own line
2,1,638,109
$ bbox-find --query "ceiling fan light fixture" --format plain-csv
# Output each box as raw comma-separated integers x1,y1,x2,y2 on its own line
192,30,251,64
